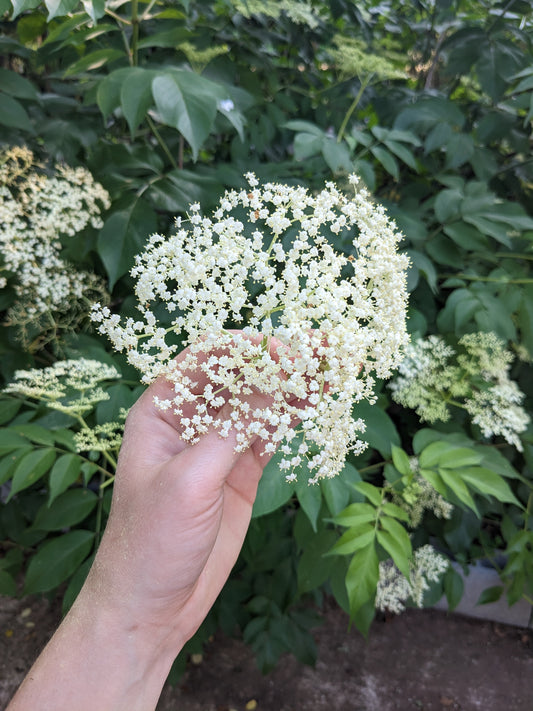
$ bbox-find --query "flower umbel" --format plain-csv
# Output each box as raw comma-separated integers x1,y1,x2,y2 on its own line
389,332,529,451
92,175,409,481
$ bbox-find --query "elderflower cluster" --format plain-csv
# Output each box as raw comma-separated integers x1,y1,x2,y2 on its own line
4,359,120,417
390,332,529,451
0,146,110,346
74,411,127,454
391,457,453,528
92,174,409,482
376,545,449,615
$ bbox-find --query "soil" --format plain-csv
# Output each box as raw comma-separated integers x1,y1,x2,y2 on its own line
1,595,532,711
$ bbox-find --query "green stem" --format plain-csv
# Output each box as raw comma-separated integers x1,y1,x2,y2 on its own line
147,116,178,170
130,0,139,67
337,74,373,144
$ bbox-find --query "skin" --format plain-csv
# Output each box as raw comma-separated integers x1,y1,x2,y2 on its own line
7,336,305,711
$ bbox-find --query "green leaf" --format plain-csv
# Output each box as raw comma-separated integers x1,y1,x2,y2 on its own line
0,399,22,425
0,68,38,99
48,453,83,505
333,502,377,527
12,423,56,447
377,524,411,580
353,481,382,506
0,93,33,131
329,524,375,556
0,428,30,454
284,120,325,136
370,145,399,180
433,447,483,470
64,49,125,77
438,468,479,513
24,530,94,594
97,199,157,289
97,67,133,119
9,0,41,18
345,542,379,635
321,463,359,516
460,467,521,506
321,139,352,172
434,188,462,223
152,71,218,161
476,585,504,606
297,528,338,594
33,489,98,531
443,222,487,251
383,139,418,171
0,447,32,485
293,132,323,160
8,448,56,500
81,0,105,22
443,566,464,611
391,445,412,477
351,400,400,457
252,456,295,518
45,0,78,19
445,133,474,169
295,478,322,531
120,67,156,136
419,441,452,468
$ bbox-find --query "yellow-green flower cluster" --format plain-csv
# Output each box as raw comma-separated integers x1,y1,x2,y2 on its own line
390,332,529,450
4,359,120,417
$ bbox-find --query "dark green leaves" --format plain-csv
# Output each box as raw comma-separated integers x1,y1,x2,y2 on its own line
24,530,94,594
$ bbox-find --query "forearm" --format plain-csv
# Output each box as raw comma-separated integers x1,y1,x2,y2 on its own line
6,585,181,711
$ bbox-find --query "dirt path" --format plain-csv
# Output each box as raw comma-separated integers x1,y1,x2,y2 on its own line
2,595,532,710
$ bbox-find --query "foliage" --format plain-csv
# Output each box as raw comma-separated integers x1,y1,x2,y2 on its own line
1,0,533,679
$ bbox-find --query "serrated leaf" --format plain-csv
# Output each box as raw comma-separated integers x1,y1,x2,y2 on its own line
380,501,410,522
419,441,454,468
152,71,218,161
321,139,352,173
434,447,483,469
293,132,323,160
8,448,56,499
48,453,83,505
9,0,41,18
0,447,32,485
96,67,133,119
24,530,94,594
284,120,325,136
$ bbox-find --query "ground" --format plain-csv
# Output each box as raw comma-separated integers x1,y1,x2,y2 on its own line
1,595,532,710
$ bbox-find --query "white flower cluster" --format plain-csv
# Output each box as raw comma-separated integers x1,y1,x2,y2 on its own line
376,544,449,615
392,457,453,527
0,146,110,342
4,359,120,417
390,332,529,450
92,174,409,482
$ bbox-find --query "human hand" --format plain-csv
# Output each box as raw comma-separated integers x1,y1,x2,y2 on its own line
8,334,302,711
